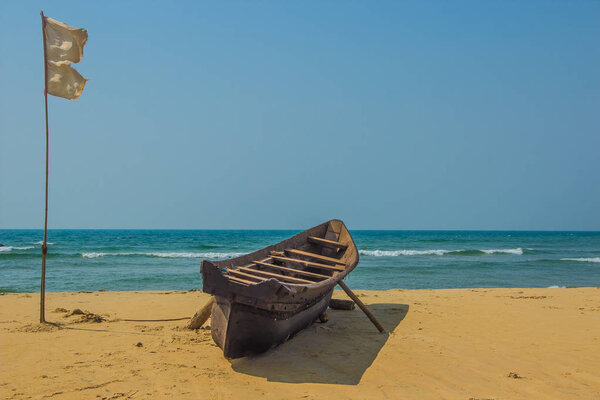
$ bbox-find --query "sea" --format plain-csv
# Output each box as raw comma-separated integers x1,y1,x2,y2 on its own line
1,230,598,293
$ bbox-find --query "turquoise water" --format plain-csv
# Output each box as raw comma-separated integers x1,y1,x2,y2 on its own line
1,230,599,292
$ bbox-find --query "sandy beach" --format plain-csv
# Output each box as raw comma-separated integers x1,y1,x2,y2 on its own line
1,288,599,399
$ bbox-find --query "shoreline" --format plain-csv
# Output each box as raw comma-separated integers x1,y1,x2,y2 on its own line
2,288,599,399
2,285,599,295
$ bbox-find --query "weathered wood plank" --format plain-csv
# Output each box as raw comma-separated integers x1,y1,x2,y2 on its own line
253,260,330,280
187,296,215,329
225,275,254,285
270,255,345,272
227,269,270,282
329,298,355,310
241,257,271,269
285,249,345,265
238,266,313,284
308,236,348,249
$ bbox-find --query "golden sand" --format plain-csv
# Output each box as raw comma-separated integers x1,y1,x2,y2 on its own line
1,288,599,399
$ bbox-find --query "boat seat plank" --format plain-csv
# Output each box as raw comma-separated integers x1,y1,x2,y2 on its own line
238,267,313,284
253,260,330,280
227,269,270,282
270,255,345,272
308,236,348,249
225,275,254,285
241,257,271,269
285,249,345,265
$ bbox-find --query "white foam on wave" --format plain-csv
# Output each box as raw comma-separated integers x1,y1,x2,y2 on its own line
359,248,524,257
0,246,35,252
359,249,451,256
81,251,244,259
560,257,600,263
33,241,55,245
81,252,104,258
481,248,523,255
149,252,245,259
547,285,567,288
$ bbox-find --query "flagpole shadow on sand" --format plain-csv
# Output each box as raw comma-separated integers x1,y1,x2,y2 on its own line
230,303,409,385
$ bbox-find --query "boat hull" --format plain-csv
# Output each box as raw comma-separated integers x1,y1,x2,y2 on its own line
201,220,359,358
211,290,333,358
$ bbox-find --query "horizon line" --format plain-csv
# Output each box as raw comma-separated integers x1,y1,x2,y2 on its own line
1,227,599,233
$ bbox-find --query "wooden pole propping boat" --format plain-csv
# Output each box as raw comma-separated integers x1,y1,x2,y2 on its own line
200,219,359,358
187,297,215,330
338,281,385,333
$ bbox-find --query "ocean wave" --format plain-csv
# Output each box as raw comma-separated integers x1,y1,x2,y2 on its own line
33,241,55,245
359,249,451,256
480,248,523,255
81,251,244,259
0,246,35,253
359,248,524,257
560,257,600,263
547,285,566,288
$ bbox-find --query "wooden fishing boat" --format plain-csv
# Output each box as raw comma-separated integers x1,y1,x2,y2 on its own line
201,219,359,358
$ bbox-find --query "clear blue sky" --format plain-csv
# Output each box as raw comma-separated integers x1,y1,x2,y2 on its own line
1,1,599,230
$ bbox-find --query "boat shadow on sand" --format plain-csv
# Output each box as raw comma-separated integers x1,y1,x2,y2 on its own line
230,303,409,385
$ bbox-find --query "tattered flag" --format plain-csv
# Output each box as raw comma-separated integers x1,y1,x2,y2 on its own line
43,17,88,99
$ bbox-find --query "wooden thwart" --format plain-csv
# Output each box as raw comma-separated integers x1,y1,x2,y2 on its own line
308,236,348,249
285,249,345,265
241,257,271,269
238,266,313,284
226,275,254,285
253,260,330,280
270,255,345,272
227,269,269,282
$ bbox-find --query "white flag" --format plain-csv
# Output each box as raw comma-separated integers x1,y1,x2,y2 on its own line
43,17,88,100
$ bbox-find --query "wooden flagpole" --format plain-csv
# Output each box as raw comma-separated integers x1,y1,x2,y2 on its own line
40,11,49,323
